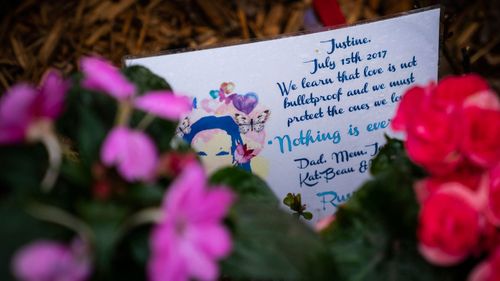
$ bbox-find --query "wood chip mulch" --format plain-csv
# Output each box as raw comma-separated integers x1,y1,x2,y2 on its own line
0,0,498,92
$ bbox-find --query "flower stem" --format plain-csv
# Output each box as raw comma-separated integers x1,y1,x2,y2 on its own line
136,113,155,131
40,132,62,192
26,119,62,192
115,101,133,126
26,202,94,247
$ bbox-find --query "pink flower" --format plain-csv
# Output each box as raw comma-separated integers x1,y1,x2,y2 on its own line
101,126,158,182
234,143,255,164
468,246,500,281
80,57,135,100
461,91,500,168
148,163,235,281
81,56,192,121
0,70,69,144
418,186,481,266
12,239,91,281
134,92,192,121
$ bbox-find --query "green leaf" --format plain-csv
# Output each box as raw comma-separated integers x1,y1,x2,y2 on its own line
321,136,465,281
283,193,294,207
77,201,128,277
210,167,278,204
122,65,172,95
302,211,313,220
223,198,337,281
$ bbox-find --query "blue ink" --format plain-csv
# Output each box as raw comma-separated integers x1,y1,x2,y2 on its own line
366,119,391,132
340,51,362,65
304,56,336,75
337,68,360,83
283,90,342,109
389,72,415,88
348,103,370,112
321,36,371,54
348,124,359,136
400,56,417,69
273,129,341,154
363,65,384,77
294,154,326,169
301,76,334,89
373,99,387,107
287,107,324,127
192,97,198,109
276,80,297,97
299,166,355,187
317,191,353,210
390,92,402,103
331,149,367,164
326,105,345,117
346,82,369,96
366,50,387,60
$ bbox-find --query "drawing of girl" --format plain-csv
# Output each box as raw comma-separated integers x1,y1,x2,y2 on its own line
177,81,270,176
182,115,252,174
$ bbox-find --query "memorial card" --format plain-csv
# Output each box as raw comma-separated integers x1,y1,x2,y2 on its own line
125,7,440,222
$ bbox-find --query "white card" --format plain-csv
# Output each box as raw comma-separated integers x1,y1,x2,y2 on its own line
126,7,440,223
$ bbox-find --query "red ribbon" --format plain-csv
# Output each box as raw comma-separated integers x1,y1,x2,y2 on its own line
312,0,346,27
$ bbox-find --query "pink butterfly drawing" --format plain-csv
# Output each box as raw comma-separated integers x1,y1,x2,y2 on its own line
234,143,255,164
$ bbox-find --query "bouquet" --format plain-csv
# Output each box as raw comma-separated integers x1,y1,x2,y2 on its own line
0,56,498,281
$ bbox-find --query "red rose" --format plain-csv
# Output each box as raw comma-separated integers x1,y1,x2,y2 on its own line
392,84,463,175
414,161,484,204
392,74,495,176
462,91,500,168
418,187,481,266
433,75,489,108
486,165,500,226
468,246,500,281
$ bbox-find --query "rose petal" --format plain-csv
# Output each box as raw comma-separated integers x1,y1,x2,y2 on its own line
134,91,192,120
418,243,467,266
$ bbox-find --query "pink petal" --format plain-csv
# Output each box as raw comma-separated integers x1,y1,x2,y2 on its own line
11,240,91,281
101,126,129,166
118,130,158,182
100,127,158,182
190,186,235,222
80,56,135,100
162,163,206,214
189,224,232,258
149,226,188,281
38,69,70,118
182,242,218,281
134,91,192,120
0,84,37,144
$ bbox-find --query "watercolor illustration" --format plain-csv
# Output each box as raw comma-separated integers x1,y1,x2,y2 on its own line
177,82,271,177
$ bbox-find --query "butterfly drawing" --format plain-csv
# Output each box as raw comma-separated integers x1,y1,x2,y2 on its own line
234,110,270,134
176,117,191,137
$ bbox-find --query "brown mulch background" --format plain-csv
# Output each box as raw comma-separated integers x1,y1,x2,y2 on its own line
0,0,498,92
